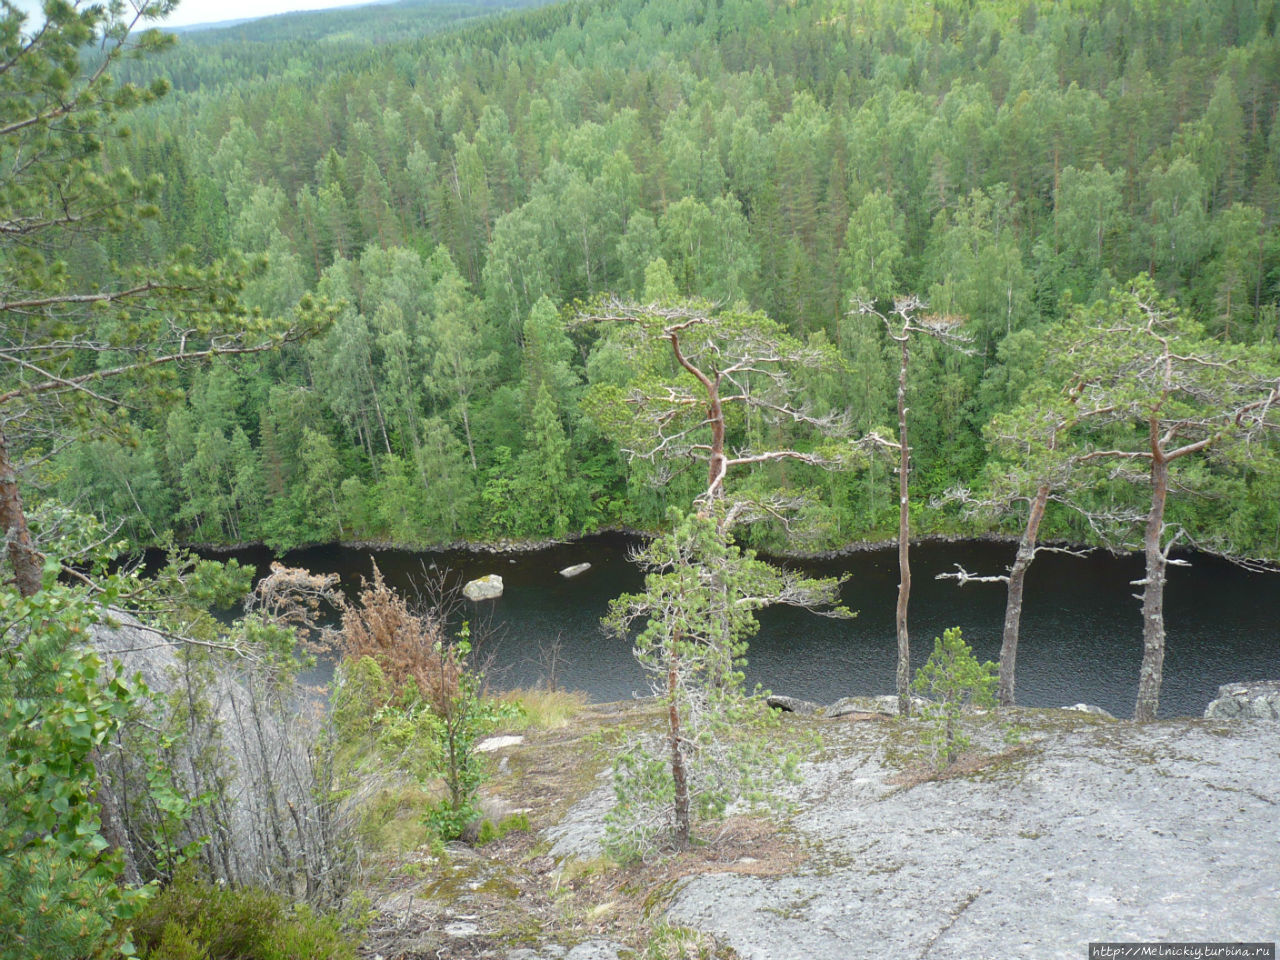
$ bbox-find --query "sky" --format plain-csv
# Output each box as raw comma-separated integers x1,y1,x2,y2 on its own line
10,0,375,30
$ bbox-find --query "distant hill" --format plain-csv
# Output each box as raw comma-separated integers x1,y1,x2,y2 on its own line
165,0,545,45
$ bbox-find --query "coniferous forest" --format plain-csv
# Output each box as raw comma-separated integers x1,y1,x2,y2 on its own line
46,0,1280,556
3,1,1280,957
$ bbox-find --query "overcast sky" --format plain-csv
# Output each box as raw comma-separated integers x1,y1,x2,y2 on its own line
11,0,373,30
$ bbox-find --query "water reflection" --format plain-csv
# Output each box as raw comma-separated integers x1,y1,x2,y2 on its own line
220,533,1279,719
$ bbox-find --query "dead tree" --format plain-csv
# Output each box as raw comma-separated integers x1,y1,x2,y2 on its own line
854,297,971,717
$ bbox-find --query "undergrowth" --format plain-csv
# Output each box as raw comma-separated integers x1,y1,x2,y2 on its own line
131,871,358,960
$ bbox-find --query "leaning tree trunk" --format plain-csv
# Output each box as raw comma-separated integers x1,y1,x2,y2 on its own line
998,482,1050,707
895,336,912,718
1135,449,1170,723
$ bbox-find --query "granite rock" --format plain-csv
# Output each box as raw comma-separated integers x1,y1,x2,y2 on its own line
1204,680,1280,720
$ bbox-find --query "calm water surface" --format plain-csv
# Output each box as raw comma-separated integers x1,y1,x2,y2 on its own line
230,534,1279,719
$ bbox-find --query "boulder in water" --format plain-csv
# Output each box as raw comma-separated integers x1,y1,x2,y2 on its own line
463,574,504,601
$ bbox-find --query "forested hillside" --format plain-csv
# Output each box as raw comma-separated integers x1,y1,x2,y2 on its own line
53,0,1280,553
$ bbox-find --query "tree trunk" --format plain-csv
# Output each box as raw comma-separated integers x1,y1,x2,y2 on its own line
368,374,392,455
668,639,690,849
998,482,1050,706
1135,451,1170,723
90,747,142,886
460,400,478,471
705,379,726,503
0,427,42,597
895,336,911,717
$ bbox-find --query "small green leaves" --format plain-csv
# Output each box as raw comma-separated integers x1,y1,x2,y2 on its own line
911,627,1000,768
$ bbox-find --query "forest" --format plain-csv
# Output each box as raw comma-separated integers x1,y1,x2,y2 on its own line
2,1,1279,957
27,0,1280,557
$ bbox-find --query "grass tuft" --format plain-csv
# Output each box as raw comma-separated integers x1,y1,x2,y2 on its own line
499,687,590,730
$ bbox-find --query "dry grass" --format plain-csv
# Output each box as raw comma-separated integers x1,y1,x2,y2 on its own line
498,687,591,731
885,741,1039,788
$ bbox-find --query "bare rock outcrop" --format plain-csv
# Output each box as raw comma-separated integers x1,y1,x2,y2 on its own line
1204,680,1280,720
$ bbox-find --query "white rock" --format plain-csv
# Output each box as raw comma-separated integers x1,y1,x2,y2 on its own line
463,574,504,600
476,735,524,753
1062,703,1116,719
559,562,592,578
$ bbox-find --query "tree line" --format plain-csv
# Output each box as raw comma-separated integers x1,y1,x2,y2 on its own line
27,0,1280,560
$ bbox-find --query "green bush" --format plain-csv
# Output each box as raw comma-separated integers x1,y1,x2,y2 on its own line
132,873,357,960
475,811,531,845
911,627,999,767
0,579,158,960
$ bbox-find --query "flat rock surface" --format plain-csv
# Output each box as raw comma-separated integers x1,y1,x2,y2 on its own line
663,715,1279,959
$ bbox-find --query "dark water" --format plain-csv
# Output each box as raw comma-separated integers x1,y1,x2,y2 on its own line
225,534,1279,719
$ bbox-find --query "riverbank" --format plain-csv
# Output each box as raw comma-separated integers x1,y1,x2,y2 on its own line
359,699,1279,960
179,526,1120,563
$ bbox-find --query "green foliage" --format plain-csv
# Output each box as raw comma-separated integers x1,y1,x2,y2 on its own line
643,921,720,960
26,0,1278,556
132,871,357,960
0,574,165,960
333,626,510,843
603,509,840,857
911,628,999,768
604,694,805,863
423,625,513,840
474,811,530,845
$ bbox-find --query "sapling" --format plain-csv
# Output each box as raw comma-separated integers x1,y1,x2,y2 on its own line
911,627,998,768
602,508,845,856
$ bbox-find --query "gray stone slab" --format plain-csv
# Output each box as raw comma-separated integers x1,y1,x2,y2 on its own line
667,719,1280,960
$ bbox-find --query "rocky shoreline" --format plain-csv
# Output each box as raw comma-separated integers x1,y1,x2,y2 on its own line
177,527,1122,563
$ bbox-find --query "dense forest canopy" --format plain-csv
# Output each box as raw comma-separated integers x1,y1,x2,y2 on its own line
3,3,1278,955
36,0,1280,554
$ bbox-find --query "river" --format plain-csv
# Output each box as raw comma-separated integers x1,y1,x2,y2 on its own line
222,533,1279,719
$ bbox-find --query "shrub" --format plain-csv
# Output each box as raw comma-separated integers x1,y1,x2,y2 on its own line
911,627,998,767
475,811,530,845
333,574,509,842
0,579,165,960
132,872,358,960
334,565,459,706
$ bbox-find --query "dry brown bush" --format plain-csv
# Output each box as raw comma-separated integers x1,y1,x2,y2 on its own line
336,563,460,713
244,562,343,654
